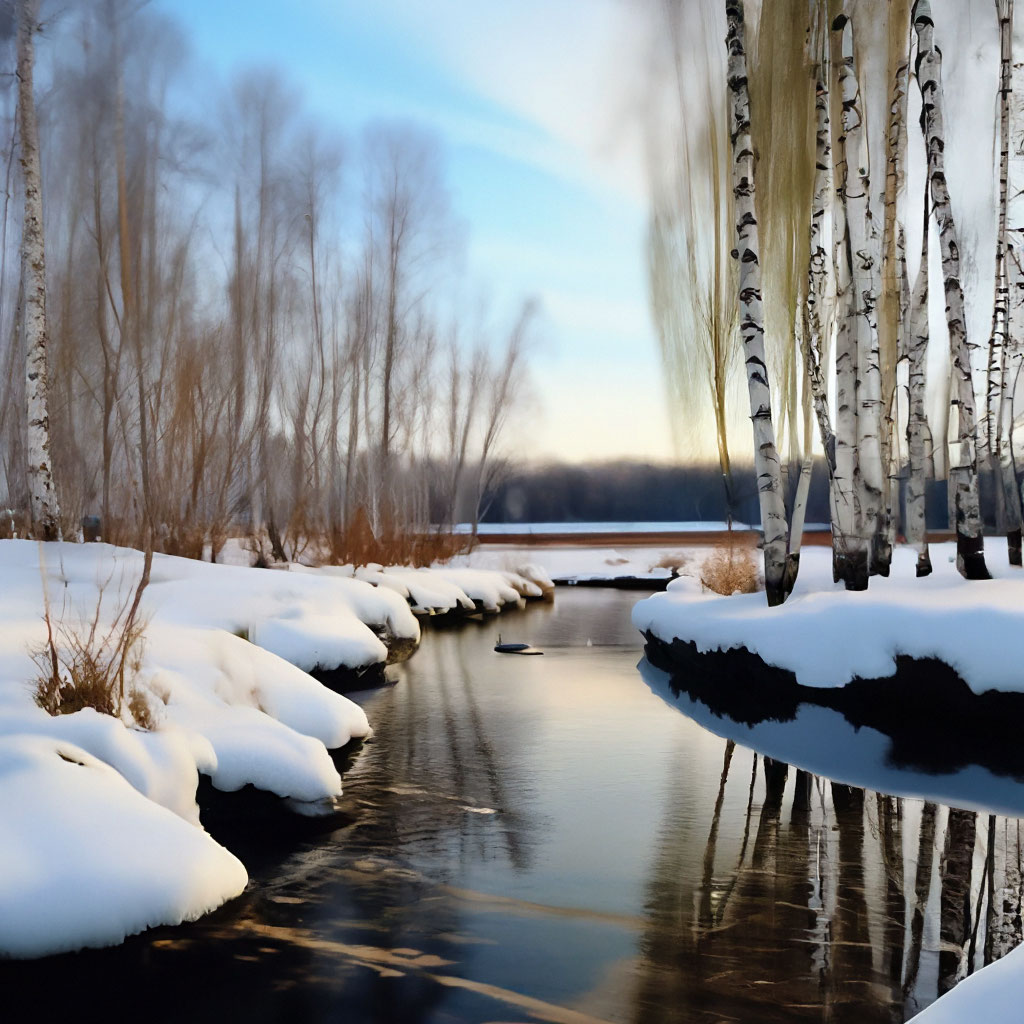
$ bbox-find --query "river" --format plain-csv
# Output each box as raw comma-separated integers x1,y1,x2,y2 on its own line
6,586,1023,1023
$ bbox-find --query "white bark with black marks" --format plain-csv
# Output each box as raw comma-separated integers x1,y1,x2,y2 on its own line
1006,243,1024,542
725,0,790,606
17,0,60,541
907,189,933,576
836,14,886,576
806,70,837,476
992,0,1022,564
829,12,868,589
881,14,911,568
914,0,989,579
805,59,851,582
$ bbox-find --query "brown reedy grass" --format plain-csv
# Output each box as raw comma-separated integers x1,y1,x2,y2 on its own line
32,556,154,729
699,542,762,596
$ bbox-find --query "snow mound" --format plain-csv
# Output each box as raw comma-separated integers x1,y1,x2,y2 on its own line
0,734,246,958
908,944,1024,1022
0,540,542,957
633,543,1024,693
0,540,395,956
0,707,206,824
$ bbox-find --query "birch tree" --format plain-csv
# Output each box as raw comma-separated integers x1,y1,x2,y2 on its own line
914,0,990,580
829,11,868,589
836,14,887,577
906,187,933,576
991,0,1022,565
1005,243,1024,552
804,70,836,478
803,28,850,581
17,0,60,540
725,0,791,605
879,2,911,565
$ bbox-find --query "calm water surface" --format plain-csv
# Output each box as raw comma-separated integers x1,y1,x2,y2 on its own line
7,587,1024,1023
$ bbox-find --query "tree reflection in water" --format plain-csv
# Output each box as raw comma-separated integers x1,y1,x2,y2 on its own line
632,739,1024,1023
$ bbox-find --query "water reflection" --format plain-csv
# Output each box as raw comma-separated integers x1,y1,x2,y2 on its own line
639,651,1024,1020
4,589,1024,1024
639,657,1024,818
632,744,1024,1021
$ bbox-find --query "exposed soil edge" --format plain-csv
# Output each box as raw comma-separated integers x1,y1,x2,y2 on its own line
642,630,1024,779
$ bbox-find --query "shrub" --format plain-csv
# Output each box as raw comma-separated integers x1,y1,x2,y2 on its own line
32,555,154,729
699,544,761,596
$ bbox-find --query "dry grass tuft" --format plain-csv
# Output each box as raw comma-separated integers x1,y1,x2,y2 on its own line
699,544,761,596
32,561,154,729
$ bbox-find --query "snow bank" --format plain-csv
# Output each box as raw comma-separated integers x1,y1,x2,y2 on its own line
0,541,384,804
300,561,545,615
633,542,1024,693
0,706,206,824
908,944,1024,1023
0,540,418,956
0,539,554,957
0,734,246,958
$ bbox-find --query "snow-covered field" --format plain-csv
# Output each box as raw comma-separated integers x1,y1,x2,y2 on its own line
0,540,548,958
451,541,703,583
633,542,1024,694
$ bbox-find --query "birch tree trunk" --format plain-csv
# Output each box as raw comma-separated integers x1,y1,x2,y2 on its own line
829,13,869,589
725,0,791,606
804,60,850,576
806,71,837,480
914,0,990,580
836,14,887,577
881,11,911,565
992,0,1022,564
907,187,933,576
888,228,910,552
17,0,60,541
1006,245,1024,548
784,456,815,586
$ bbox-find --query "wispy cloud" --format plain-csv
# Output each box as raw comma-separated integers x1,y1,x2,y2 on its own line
318,0,653,210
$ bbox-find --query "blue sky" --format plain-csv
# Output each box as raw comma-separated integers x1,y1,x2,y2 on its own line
154,0,674,463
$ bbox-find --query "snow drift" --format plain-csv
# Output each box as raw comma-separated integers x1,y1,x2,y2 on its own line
0,539,543,957
633,542,1024,694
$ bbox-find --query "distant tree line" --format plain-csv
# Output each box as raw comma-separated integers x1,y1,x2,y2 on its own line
482,458,984,533
482,460,826,526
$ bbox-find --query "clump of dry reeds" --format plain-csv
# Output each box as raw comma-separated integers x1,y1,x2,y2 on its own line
325,507,475,568
32,559,154,729
699,544,761,596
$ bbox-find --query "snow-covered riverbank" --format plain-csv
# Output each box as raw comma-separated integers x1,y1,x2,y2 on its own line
633,542,1024,694
635,542,1024,1024
0,540,547,958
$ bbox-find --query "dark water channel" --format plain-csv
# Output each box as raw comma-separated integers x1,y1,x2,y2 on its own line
7,587,1024,1023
